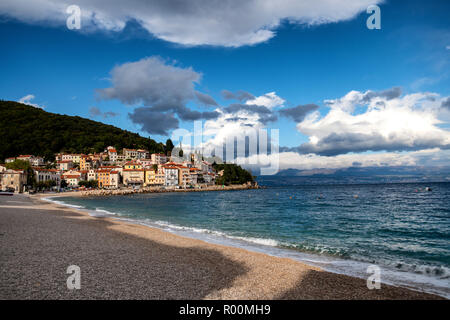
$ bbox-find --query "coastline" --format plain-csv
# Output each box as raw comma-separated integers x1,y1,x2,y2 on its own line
64,184,260,197
0,192,444,299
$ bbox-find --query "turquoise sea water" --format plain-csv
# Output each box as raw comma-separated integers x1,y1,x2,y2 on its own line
50,182,450,297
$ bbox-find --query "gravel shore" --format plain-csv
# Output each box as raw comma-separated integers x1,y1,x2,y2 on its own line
0,194,444,300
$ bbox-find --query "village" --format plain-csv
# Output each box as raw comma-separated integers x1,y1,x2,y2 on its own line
0,147,234,193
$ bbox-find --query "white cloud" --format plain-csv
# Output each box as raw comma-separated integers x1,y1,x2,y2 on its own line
242,148,450,171
295,90,450,156
0,0,381,47
202,108,266,149
18,94,44,109
245,92,285,109
197,102,280,163
193,87,450,170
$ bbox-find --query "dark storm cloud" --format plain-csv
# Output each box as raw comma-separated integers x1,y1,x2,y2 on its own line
441,97,450,110
128,107,179,136
361,87,402,103
226,116,248,122
195,91,218,106
221,90,236,100
236,90,255,101
97,57,200,108
97,56,221,135
175,105,219,121
223,103,277,124
147,104,219,121
221,89,255,101
279,104,319,122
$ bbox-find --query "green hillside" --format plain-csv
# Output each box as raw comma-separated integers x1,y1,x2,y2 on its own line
0,100,165,161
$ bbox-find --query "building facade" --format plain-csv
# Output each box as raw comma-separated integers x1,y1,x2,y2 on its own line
144,169,165,186
163,166,179,186
122,169,145,187
57,160,73,171
0,169,27,192
33,168,61,187
151,153,167,164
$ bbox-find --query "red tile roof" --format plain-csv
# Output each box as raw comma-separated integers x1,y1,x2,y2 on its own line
162,165,179,169
125,161,141,165
63,175,80,179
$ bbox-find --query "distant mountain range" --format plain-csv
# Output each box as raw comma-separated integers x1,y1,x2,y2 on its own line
257,166,450,186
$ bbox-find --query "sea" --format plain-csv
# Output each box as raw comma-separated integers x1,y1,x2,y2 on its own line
45,181,450,298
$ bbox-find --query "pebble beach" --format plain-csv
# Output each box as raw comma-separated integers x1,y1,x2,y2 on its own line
0,193,444,300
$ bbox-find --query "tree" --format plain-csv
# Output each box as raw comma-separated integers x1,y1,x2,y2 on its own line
152,164,158,172
213,163,254,185
178,149,183,157
79,180,98,188
45,163,56,169
0,100,165,161
36,180,56,191
60,179,68,189
165,139,174,156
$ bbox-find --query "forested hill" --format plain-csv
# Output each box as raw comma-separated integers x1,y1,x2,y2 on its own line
0,100,165,161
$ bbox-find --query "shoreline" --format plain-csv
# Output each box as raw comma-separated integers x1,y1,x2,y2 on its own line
48,184,260,197
20,192,445,299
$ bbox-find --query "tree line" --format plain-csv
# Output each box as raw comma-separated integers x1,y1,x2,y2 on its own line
0,100,172,162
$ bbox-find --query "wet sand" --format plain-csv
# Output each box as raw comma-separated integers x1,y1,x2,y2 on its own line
0,193,444,300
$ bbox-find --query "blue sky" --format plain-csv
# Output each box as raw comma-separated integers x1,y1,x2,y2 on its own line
1,0,449,170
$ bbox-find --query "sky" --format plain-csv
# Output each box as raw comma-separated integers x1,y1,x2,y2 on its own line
0,0,449,172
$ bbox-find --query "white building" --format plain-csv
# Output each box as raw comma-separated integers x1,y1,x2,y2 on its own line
136,149,149,159
16,155,44,166
87,169,97,181
139,159,153,168
57,160,73,171
189,167,201,185
5,157,16,163
163,165,179,186
109,171,120,189
33,168,61,186
61,154,74,162
0,169,27,192
203,172,216,185
122,169,145,187
151,153,168,164
62,171,82,187
123,148,138,160
106,147,118,162
200,161,213,173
